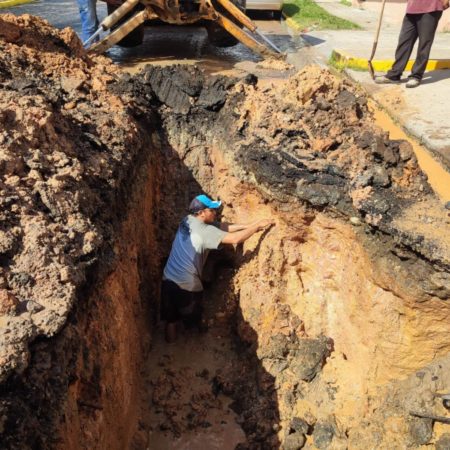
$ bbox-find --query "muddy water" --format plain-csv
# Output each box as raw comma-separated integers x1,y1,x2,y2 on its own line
371,104,450,202
111,23,304,76
109,25,255,75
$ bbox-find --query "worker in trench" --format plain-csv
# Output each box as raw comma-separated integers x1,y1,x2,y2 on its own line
161,194,274,342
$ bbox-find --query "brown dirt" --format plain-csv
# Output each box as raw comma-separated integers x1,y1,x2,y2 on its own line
1,13,449,450
0,13,140,382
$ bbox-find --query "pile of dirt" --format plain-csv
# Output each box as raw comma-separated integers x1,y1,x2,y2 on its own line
0,13,153,382
231,67,449,262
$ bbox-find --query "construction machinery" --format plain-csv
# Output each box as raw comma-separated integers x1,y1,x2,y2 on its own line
85,0,283,58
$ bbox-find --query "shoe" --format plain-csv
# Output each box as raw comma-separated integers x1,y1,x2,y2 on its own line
374,75,400,85
405,78,421,88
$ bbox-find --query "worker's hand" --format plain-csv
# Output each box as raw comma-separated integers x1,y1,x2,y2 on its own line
443,0,449,10
256,218,275,231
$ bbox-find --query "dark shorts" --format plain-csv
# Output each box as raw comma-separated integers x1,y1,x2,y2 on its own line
161,279,203,325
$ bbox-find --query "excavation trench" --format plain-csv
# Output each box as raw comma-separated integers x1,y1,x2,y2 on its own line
1,15,450,450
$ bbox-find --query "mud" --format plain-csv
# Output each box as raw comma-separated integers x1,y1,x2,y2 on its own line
0,13,450,450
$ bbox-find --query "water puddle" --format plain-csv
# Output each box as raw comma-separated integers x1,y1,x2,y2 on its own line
371,103,450,202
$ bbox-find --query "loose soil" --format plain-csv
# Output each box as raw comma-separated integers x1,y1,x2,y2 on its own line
0,13,450,450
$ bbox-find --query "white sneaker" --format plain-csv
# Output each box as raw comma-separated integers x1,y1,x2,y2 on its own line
405,78,421,88
374,75,400,84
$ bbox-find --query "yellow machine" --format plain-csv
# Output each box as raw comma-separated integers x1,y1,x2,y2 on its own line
84,0,283,58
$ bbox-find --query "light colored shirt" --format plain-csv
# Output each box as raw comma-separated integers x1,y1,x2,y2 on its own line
163,215,227,292
406,0,444,14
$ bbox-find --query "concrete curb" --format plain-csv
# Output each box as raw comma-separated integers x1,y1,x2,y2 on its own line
283,16,304,32
0,0,34,8
331,49,450,72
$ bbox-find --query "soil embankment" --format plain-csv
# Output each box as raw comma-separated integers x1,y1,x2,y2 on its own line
0,14,449,449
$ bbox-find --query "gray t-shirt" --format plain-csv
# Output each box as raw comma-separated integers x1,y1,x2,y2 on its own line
163,215,227,292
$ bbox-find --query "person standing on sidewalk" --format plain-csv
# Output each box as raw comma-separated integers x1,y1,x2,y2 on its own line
161,194,274,342
375,0,449,88
77,0,99,45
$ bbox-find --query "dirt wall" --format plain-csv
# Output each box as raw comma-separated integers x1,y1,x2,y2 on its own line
59,160,161,450
0,15,164,448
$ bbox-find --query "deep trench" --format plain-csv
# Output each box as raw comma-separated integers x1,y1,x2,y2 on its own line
139,140,283,449
1,21,450,448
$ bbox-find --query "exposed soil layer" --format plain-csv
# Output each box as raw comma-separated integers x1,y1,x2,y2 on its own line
0,14,450,450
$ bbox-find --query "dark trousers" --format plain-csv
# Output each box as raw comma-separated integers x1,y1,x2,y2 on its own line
161,279,203,325
387,11,442,81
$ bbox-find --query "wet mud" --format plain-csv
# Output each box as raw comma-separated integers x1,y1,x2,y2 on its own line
0,13,450,450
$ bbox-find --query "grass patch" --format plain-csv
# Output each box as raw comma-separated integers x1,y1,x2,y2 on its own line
340,0,352,6
328,54,368,72
283,0,361,31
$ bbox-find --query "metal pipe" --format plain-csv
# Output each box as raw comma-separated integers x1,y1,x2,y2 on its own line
83,27,103,48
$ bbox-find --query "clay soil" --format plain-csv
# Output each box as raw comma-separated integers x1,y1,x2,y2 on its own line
1,13,450,450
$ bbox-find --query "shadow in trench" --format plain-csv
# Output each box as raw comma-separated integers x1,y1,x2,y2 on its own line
207,247,282,449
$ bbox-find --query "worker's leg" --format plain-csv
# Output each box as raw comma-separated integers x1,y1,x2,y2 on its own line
386,14,418,80
180,291,206,332
165,322,177,343
409,11,442,80
161,280,182,342
192,292,207,332
77,0,99,43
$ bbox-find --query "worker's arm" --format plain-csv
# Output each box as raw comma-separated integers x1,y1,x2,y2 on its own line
220,219,274,245
219,220,264,232
443,0,449,10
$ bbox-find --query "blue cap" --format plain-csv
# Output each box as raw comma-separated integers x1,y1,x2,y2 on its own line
189,194,222,213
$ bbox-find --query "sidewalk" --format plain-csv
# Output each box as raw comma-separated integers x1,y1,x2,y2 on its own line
296,0,450,171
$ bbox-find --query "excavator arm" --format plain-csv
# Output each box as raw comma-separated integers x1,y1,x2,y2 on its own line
85,0,284,59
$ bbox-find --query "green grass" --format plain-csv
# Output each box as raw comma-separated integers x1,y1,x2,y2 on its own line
328,54,367,72
340,0,352,6
283,0,361,31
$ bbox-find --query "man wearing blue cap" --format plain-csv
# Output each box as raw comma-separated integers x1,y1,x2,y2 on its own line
161,194,274,342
